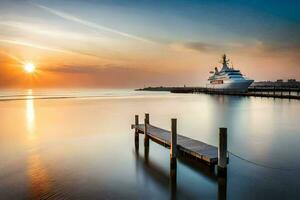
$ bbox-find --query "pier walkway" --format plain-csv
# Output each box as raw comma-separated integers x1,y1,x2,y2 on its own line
131,114,228,169
132,124,219,164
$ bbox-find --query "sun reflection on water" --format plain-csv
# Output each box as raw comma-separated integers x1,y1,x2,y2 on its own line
27,154,52,199
25,89,52,198
26,89,35,137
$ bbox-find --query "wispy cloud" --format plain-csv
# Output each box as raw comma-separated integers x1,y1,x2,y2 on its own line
182,42,224,53
0,39,68,53
45,65,102,74
41,63,200,88
172,40,300,56
0,21,93,40
34,3,153,44
0,51,24,64
0,38,106,59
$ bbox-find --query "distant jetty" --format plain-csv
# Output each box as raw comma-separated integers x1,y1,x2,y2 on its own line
136,80,300,99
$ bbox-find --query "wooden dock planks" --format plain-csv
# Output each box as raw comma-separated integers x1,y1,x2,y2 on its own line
132,124,219,164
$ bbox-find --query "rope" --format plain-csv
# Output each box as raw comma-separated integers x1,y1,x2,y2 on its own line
228,151,298,171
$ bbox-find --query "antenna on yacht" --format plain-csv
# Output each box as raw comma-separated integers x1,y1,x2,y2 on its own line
219,54,229,64
222,54,229,65
220,54,230,71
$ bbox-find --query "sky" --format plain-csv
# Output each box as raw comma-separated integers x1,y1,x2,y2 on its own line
0,0,299,88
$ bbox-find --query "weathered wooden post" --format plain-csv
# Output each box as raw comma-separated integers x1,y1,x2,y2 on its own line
170,118,177,197
218,128,227,176
144,114,150,163
134,115,139,150
144,113,149,148
170,118,177,169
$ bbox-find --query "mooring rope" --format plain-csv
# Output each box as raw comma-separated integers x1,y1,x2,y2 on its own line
228,151,298,171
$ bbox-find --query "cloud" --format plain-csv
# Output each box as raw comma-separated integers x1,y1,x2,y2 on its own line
41,64,174,88
0,21,95,40
44,64,160,76
34,3,154,44
0,38,105,59
183,42,225,52
173,40,300,56
44,65,102,74
0,39,69,53
169,42,228,54
0,50,23,64
252,41,300,54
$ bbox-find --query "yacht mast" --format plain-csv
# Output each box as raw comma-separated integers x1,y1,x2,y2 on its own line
221,54,230,71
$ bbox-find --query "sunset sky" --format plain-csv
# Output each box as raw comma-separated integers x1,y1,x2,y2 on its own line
0,0,299,88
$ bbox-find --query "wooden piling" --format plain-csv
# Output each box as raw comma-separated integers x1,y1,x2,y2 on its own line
170,118,177,169
144,113,150,148
135,115,139,131
218,128,227,176
135,115,139,149
171,119,177,158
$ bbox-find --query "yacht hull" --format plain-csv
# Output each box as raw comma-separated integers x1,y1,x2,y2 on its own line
207,80,253,92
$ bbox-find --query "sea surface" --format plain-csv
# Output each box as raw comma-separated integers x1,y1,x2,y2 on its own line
0,89,299,200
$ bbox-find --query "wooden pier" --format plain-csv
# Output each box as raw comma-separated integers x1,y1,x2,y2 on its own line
136,86,300,99
131,114,228,173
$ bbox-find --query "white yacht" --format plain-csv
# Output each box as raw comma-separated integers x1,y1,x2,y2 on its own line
207,54,253,92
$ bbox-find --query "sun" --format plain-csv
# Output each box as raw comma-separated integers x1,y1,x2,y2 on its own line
24,63,36,73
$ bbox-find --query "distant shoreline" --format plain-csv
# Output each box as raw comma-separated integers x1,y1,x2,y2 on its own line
136,80,300,92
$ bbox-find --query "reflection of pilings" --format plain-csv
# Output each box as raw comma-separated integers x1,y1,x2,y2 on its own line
135,115,139,151
133,150,178,199
133,150,169,188
170,160,177,200
218,175,227,200
217,128,227,200
178,156,227,200
133,150,226,200
135,136,139,152
135,139,139,156
144,144,149,164
177,157,216,182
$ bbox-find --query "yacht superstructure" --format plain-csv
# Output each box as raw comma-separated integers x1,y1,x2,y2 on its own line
207,54,253,92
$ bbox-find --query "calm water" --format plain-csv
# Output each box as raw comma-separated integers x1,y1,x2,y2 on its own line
0,89,300,200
